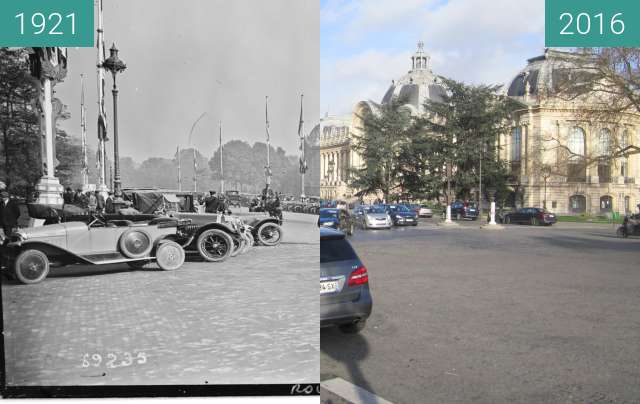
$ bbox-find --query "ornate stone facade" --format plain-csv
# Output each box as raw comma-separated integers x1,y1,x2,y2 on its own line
501,49,640,215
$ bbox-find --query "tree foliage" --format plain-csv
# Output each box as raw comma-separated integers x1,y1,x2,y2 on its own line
350,98,419,202
421,78,519,204
0,48,41,196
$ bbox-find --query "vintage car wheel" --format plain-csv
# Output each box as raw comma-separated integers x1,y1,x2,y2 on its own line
155,241,185,270
14,249,50,284
196,229,233,262
257,222,283,246
119,229,153,259
230,235,245,257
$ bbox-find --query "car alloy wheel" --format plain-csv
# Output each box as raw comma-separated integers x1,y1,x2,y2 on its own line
14,249,50,284
257,222,283,246
197,229,234,262
155,240,185,270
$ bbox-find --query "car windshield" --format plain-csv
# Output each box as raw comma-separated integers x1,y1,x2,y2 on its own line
321,238,358,263
320,210,339,219
389,205,410,212
368,206,386,214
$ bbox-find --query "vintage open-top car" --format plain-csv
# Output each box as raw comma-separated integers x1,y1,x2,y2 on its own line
1,215,186,284
122,189,284,256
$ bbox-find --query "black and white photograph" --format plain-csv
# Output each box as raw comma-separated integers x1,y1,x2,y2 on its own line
0,0,320,393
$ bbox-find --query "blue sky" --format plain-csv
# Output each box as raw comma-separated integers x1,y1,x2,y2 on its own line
321,0,545,115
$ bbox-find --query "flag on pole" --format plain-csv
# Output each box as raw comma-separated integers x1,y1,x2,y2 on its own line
96,0,108,141
265,96,270,143
80,74,89,176
298,94,307,174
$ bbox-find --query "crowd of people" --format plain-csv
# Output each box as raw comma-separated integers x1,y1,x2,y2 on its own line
62,187,117,214
201,191,230,214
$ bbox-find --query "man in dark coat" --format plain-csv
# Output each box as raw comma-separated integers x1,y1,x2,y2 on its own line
63,187,75,204
205,191,219,213
105,192,115,214
0,190,21,237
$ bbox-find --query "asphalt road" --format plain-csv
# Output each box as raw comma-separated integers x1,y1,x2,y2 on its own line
2,212,319,386
321,219,640,404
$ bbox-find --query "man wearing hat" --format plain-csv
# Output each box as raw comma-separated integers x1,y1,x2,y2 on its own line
0,190,21,237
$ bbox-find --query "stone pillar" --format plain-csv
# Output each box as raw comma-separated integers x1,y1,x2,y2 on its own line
32,48,66,207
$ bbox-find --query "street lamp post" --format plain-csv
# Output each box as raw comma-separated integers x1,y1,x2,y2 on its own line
102,43,127,204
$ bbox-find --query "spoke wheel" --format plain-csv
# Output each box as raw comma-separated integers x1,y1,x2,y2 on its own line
14,249,49,284
156,241,185,270
230,235,245,257
196,229,233,262
257,223,283,246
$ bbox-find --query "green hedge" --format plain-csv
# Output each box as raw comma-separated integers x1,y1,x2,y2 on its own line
556,214,624,224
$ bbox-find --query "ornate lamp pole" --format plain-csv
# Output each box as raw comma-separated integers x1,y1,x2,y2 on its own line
102,43,126,203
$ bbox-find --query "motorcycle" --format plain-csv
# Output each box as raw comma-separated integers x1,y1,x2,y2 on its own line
617,214,640,238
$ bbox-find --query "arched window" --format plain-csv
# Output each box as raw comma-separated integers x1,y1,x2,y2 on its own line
569,195,586,214
621,130,630,149
512,127,521,161
600,195,613,213
568,127,585,158
597,128,612,157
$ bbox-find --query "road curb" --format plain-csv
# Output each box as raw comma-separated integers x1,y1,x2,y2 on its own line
321,377,394,404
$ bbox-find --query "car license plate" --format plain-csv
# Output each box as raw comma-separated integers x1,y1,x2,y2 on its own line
320,280,339,294
406,218,413,221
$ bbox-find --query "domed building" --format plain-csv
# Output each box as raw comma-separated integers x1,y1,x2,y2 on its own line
320,42,445,202
500,48,640,215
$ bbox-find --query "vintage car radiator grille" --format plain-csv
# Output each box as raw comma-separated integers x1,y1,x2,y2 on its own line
182,224,200,234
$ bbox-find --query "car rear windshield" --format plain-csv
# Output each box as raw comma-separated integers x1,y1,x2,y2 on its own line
321,238,358,263
320,210,339,218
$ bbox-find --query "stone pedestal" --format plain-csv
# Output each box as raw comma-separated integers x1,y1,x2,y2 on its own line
35,176,64,207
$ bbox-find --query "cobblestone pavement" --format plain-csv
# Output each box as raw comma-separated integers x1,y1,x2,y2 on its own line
2,215,319,386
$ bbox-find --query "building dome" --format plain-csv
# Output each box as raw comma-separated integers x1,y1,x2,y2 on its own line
505,48,590,101
380,41,445,114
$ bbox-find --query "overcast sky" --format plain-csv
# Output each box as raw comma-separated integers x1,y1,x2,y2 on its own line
321,0,545,115
56,0,319,163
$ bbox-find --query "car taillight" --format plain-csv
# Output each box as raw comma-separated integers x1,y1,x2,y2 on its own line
348,266,368,287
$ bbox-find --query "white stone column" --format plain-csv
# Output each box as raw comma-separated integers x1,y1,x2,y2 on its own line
489,201,497,225
35,77,63,206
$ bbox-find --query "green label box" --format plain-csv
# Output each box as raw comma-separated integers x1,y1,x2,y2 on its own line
0,0,93,47
546,0,640,47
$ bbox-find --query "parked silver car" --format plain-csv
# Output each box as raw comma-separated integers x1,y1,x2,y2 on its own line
356,205,392,229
